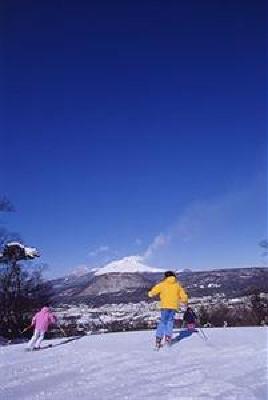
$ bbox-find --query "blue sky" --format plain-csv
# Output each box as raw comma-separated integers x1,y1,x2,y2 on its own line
1,1,266,277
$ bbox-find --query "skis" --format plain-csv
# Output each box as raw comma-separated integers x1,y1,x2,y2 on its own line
24,344,53,352
153,328,208,350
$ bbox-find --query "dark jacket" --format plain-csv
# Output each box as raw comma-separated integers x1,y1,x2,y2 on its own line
183,309,197,324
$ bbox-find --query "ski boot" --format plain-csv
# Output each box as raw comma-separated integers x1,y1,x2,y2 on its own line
165,335,172,347
155,337,163,351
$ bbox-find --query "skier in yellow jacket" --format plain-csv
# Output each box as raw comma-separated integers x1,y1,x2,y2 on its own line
148,271,188,349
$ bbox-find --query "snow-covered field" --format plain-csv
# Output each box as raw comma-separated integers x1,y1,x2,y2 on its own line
1,327,267,400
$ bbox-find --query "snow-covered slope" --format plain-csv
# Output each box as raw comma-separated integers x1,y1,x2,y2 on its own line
94,255,163,275
1,327,267,400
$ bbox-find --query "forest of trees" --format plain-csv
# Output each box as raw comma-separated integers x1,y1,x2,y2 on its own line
198,292,268,328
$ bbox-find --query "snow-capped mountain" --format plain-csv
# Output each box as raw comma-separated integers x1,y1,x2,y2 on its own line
94,255,163,276
50,256,163,305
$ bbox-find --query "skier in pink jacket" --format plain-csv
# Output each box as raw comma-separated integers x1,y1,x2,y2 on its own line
27,305,57,350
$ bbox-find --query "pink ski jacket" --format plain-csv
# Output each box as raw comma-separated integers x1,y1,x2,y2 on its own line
32,307,57,332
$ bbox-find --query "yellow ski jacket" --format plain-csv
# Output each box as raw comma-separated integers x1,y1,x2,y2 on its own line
148,276,188,310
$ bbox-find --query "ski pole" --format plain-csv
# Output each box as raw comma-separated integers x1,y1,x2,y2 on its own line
21,325,32,334
197,331,205,342
199,327,208,340
59,326,67,336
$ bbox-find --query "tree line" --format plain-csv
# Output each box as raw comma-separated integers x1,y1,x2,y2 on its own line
0,197,51,340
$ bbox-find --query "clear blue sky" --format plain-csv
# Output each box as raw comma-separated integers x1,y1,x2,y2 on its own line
1,1,266,277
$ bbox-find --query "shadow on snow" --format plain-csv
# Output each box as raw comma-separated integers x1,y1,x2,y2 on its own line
40,336,83,350
171,329,197,346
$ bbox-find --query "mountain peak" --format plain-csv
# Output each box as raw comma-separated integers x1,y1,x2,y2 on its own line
94,255,163,276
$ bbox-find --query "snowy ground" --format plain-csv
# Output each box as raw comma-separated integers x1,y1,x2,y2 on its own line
0,327,267,400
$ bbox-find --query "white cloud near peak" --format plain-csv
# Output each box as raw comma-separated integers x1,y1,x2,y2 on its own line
143,233,170,259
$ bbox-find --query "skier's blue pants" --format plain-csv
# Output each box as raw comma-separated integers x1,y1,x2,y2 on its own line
156,309,176,338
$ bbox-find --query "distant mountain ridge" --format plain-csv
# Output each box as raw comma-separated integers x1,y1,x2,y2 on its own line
50,264,268,306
